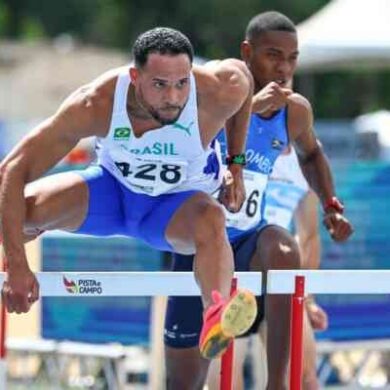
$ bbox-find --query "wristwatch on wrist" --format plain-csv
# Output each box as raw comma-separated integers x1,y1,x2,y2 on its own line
324,196,344,214
225,154,246,166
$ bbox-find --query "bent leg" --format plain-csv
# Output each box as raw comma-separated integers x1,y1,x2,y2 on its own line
23,171,89,236
165,192,257,360
21,165,127,239
166,192,234,307
251,225,301,390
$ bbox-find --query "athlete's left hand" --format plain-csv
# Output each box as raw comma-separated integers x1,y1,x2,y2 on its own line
323,211,353,242
218,165,246,213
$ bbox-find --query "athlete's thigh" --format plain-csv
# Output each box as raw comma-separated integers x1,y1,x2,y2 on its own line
24,165,125,235
24,170,89,232
165,191,222,254
250,224,298,271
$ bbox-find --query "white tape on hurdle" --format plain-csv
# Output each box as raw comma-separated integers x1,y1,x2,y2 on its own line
267,270,390,294
0,271,262,296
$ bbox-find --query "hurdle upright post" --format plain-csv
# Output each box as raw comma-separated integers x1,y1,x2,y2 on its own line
290,275,305,390
220,277,237,390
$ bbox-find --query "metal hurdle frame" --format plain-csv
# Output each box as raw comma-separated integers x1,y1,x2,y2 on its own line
267,270,390,390
0,271,262,390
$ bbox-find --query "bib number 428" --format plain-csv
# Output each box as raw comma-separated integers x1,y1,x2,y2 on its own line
115,162,182,184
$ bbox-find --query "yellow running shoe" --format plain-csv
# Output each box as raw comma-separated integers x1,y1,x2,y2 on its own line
199,289,257,359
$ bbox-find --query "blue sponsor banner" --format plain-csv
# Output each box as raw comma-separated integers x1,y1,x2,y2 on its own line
42,234,164,345
318,161,390,341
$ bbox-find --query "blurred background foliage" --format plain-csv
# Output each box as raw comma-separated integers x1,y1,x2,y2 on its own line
1,0,390,118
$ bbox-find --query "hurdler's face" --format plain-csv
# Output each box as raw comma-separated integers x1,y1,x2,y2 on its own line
130,53,192,125
241,31,298,91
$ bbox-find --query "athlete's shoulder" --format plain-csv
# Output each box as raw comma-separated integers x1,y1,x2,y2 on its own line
57,67,123,137
71,67,122,110
193,59,252,99
287,93,313,115
286,92,313,137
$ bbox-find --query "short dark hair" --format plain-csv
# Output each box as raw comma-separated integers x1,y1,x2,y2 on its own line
245,11,296,41
132,27,194,68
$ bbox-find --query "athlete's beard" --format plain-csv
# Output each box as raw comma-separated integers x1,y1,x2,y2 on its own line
150,106,184,126
137,88,187,126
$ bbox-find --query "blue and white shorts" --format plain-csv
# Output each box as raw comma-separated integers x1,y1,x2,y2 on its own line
74,165,198,251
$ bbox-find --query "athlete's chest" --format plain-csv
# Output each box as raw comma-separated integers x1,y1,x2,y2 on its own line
107,110,202,161
243,113,289,174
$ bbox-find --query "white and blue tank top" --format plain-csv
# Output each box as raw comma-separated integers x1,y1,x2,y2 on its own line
96,67,221,196
218,108,289,240
264,148,309,230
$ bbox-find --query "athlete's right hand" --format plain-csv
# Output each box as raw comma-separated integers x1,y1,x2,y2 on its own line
218,164,246,213
252,81,292,115
2,267,39,314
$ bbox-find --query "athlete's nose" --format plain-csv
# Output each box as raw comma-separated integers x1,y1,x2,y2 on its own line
276,60,292,80
164,85,181,106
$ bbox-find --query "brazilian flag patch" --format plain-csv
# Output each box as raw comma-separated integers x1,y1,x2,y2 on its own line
114,127,131,140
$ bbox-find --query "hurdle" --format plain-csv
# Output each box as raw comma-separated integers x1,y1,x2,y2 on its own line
267,270,390,390
0,271,262,389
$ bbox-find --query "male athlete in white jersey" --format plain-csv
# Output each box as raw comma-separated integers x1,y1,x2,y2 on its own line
0,27,257,359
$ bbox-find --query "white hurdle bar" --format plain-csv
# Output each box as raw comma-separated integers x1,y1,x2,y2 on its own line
0,271,262,390
267,270,390,390
0,271,262,296
267,270,390,294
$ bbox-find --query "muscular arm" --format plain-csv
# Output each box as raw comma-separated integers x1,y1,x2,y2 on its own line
194,59,253,150
0,80,112,271
194,60,253,212
289,94,353,242
288,94,335,207
294,191,321,270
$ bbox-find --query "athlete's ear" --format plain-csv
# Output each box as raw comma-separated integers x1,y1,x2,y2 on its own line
129,67,139,84
240,40,252,64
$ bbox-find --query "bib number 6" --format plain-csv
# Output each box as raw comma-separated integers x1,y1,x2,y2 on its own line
245,189,260,217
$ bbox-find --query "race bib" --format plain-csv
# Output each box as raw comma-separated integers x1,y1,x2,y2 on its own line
224,170,267,231
114,158,188,196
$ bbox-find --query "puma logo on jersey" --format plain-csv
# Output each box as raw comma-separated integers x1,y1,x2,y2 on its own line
114,127,131,140
172,120,194,136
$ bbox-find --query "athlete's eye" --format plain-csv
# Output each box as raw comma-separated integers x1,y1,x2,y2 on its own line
176,79,188,89
153,81,165,89
267,52,279,59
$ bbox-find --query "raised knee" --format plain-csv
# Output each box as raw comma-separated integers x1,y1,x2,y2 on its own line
193,200,226,242
275,235,301,270
24,194,46,230
260,227,301,270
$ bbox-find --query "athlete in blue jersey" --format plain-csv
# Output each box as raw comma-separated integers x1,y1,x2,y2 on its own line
165,12,353,390
0,28,257,360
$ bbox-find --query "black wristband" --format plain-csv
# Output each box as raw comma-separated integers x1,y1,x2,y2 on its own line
225,154,246,166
